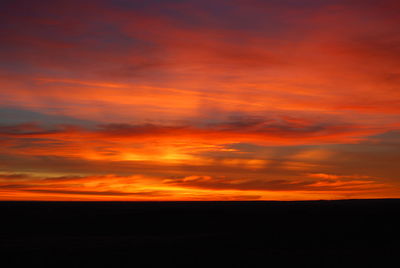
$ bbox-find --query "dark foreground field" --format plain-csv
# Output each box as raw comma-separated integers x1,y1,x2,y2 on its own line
1,199,399,267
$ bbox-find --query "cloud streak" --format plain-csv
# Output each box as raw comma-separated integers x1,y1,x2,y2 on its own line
0,172,390,201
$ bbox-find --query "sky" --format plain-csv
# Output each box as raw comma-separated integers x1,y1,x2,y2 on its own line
1,0,400,200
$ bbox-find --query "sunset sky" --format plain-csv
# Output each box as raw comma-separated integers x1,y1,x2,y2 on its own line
1,0,400,200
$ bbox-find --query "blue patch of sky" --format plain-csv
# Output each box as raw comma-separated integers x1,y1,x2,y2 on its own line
0,108,97,127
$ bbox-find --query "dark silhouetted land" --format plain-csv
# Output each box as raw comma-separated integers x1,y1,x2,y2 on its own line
1,199,399,267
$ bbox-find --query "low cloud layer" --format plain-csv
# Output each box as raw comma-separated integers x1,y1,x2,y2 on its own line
0,172,390,201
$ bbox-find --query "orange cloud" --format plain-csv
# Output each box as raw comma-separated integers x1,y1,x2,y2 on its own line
164,175,386,192
0,120,388,169
0,172,393,201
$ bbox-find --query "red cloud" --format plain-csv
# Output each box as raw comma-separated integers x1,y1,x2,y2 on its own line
164,175,386,192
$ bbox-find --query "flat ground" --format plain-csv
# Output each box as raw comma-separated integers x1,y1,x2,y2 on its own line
1,200,399,267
